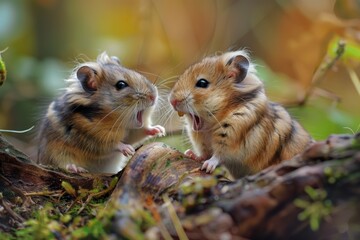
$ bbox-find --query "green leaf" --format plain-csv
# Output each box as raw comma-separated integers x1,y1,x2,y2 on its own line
310,215,320,231
72,227,90,239
61,181,77,197
0,47,8,86
304,186,318,199
294,198,310,208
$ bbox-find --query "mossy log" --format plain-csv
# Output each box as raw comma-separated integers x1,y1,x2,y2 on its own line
0,133,359,239
110,133,360,239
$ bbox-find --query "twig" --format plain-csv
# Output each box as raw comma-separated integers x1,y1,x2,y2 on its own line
24,190,64,197
0,174,27,201
286,40,346,108
77,194,94,214
0,194,25,222
0,126,35,134
145,196,173,240
0,47,9,54
77,177,118,214
163,194,189,240
65,199,78,213
312,88,341,103
302,40,346,105
346,66,360,96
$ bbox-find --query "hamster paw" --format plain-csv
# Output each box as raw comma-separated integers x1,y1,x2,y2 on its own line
145,125,166,137
118,142,135,157
66,163,88,173
184,149,206,162
201,156,220,173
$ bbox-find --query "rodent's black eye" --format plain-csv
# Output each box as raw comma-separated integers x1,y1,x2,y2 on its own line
195,78,209,88
115,80,128,90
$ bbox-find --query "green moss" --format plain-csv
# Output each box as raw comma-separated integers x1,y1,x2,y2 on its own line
324,166,346,184
150,161,157,170
294,186,333,231
4,175,121,239
0,231,15,240
165,159,171,168
15,204,60,240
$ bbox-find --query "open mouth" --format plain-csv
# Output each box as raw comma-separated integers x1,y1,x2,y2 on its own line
190,114,203,131
176,111,203,131
136,111,143,127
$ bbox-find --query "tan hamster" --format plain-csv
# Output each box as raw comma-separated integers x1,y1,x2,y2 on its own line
37,52,165,173
169,50,312,178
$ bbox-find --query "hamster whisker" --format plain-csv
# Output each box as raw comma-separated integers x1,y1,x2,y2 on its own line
101,106,133,146
112,109,134,145
204,106,224,131
93,104,123,129
153,75,179,87
157,106,175,132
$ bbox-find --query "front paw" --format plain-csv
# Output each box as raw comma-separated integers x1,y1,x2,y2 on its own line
184,149,206,162
145,125,166,137
118,142,135,157
201,155,220,174
66,163,88,173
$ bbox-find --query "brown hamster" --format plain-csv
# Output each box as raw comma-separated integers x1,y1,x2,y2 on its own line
169,50,312,178
37,52,165,173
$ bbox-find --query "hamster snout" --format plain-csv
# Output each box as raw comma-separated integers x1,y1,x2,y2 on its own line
169,98,178,108
135,92,156,105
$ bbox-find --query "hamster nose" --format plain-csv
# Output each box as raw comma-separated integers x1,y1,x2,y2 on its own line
149,95,155,102
147,95,156,105
170,99,179,109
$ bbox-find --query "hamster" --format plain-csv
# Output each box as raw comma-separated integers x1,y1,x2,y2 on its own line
169,50,312,178
37,52,165,173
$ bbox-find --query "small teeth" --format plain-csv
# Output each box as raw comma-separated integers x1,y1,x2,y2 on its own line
177,111,185,117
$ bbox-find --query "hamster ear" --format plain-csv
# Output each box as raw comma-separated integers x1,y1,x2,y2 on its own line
226,55,249,83
77,66,98,93
111,56,121,65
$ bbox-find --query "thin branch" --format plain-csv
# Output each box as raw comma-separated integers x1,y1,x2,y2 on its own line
346,66,360,96
285,40,346,107
302,40,346,105
163,194,189,240
0,195,25,223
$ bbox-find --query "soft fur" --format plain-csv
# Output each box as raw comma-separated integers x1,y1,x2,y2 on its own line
37,52,165,173
169,51,312,178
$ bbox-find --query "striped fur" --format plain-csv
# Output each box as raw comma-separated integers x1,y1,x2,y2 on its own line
37,52,163,173
169,51,312,178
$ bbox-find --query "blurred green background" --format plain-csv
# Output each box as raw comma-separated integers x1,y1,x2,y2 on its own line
0,0,359,156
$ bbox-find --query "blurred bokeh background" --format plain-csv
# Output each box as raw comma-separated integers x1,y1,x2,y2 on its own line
0,0,359,156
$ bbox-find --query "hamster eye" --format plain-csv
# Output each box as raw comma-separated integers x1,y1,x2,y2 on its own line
195,78,209,88
115,80,128,90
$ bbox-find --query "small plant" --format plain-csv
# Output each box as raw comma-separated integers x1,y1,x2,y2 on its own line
324,166,346,184
0,47,8,86
15,204,61,240
294,186,332,231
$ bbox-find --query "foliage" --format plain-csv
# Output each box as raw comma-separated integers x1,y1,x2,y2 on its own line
324,166,346,184
11,202,116,240
1,176,120,240
294,186,333,231
15,204,61,240
0,47,7,86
